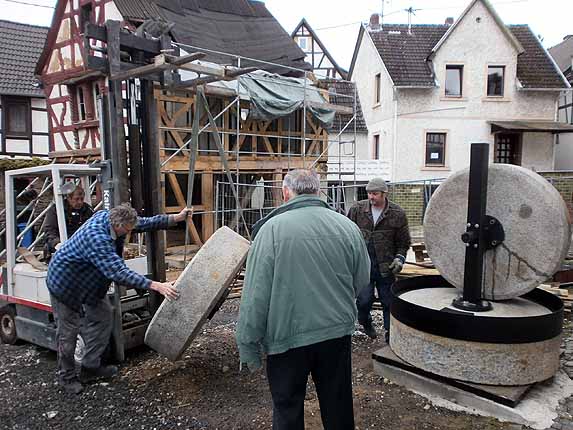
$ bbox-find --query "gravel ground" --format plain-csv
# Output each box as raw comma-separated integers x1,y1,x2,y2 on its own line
0,300,570,430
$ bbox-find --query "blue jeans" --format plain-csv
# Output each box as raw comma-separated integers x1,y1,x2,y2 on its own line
356,272,394,337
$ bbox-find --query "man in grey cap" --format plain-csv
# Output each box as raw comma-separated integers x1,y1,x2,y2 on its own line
347,177,411,342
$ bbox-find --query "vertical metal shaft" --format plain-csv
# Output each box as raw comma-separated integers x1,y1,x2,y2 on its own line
453,143,492,312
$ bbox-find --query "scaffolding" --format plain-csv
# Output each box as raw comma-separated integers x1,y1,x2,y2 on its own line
144,40,361,244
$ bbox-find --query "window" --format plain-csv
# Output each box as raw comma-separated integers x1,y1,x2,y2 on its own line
3,96,31,138
77,86,87,121
373,134,380,159
487,66,505,97
445,65,463,97
80,3,93,33
425,133,446,166
298,37,307,50
93,83,100,119
494,133,521,165
374,73,381,104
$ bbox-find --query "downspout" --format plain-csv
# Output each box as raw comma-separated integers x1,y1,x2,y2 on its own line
392,87,398,182
553,92,559,170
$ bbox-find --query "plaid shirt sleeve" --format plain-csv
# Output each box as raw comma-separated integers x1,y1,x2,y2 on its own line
134,214,174,232
84,234,151,290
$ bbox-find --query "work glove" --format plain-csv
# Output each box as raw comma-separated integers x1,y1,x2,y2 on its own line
389,256,404,274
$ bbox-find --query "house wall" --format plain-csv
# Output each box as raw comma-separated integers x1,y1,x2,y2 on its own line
352,30,395,175
391,0,560,182
352,1,562,182
41,0,115,153
0,97,49,157
556,91,573,170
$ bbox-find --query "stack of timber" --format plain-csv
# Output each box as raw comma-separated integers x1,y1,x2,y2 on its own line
165,244,201,269
227,270,245,300
412,242,431,263
398,261,438,279
538,282,572,312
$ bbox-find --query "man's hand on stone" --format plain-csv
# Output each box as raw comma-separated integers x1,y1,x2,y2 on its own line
389,257,404,274
150,281,180,301
174,207,193,223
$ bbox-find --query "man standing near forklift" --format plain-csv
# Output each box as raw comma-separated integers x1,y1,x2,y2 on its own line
43,184,93,260
47,203,190,395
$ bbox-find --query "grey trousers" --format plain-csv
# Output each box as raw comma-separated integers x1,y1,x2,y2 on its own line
50,294,113,383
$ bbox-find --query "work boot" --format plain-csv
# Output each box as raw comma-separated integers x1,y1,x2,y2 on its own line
80,365,118,383
362,323,377,339
59,378,83,395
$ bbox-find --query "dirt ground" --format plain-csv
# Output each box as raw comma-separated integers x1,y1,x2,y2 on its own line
0,297,524,430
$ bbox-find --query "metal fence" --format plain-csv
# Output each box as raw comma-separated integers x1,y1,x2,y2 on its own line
214,178,447,240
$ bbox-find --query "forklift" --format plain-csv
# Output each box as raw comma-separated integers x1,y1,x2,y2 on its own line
0,164,158,362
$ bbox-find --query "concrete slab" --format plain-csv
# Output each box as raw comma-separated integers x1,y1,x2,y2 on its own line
145,226,250,361
373,346,573,430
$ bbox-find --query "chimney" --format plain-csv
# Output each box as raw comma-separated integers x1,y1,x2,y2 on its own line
370,13,380,29
445,17,454,26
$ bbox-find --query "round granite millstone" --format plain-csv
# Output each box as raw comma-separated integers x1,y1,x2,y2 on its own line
145,226,250,361
424,164,571,300
390,287,561,385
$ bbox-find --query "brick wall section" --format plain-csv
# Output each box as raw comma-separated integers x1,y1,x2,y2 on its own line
540,172,573,219
387,183,426,227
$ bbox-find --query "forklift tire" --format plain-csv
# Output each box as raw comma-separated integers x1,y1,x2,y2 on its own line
0,306,18,345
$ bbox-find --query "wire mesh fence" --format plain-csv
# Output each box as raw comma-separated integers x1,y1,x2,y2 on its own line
214,178,448,240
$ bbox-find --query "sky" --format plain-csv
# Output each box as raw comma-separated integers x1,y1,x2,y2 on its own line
2,0,572,70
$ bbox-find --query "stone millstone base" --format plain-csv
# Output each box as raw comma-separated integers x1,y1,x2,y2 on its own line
390,316,561,386
145,226,250,361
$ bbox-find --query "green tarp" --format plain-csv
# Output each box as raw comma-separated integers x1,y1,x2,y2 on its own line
239,72,335,128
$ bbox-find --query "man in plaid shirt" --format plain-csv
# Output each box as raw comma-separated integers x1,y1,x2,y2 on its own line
47,203,190,394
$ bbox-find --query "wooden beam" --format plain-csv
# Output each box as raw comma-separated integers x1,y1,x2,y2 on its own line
201,172,215,241
85,22,161,54
141,80,167,294
106,20,130,206
171,67,257,90
87,56,163,81
162,157,312,172
49,148,101,158
186,216,204,246
177,62,226,77
110,53,206,81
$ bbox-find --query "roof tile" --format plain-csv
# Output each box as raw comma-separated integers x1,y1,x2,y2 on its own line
321,78,368,132
368,24,566,89
0,20,48,97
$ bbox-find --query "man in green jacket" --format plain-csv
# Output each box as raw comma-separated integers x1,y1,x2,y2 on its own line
236,169,370,430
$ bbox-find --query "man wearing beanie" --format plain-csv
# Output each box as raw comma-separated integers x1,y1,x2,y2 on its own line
347,177,411,342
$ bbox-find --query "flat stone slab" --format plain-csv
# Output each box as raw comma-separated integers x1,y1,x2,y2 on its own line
424,164,571,300
145,226,250,361
373,346,531,407
373,346,573,430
